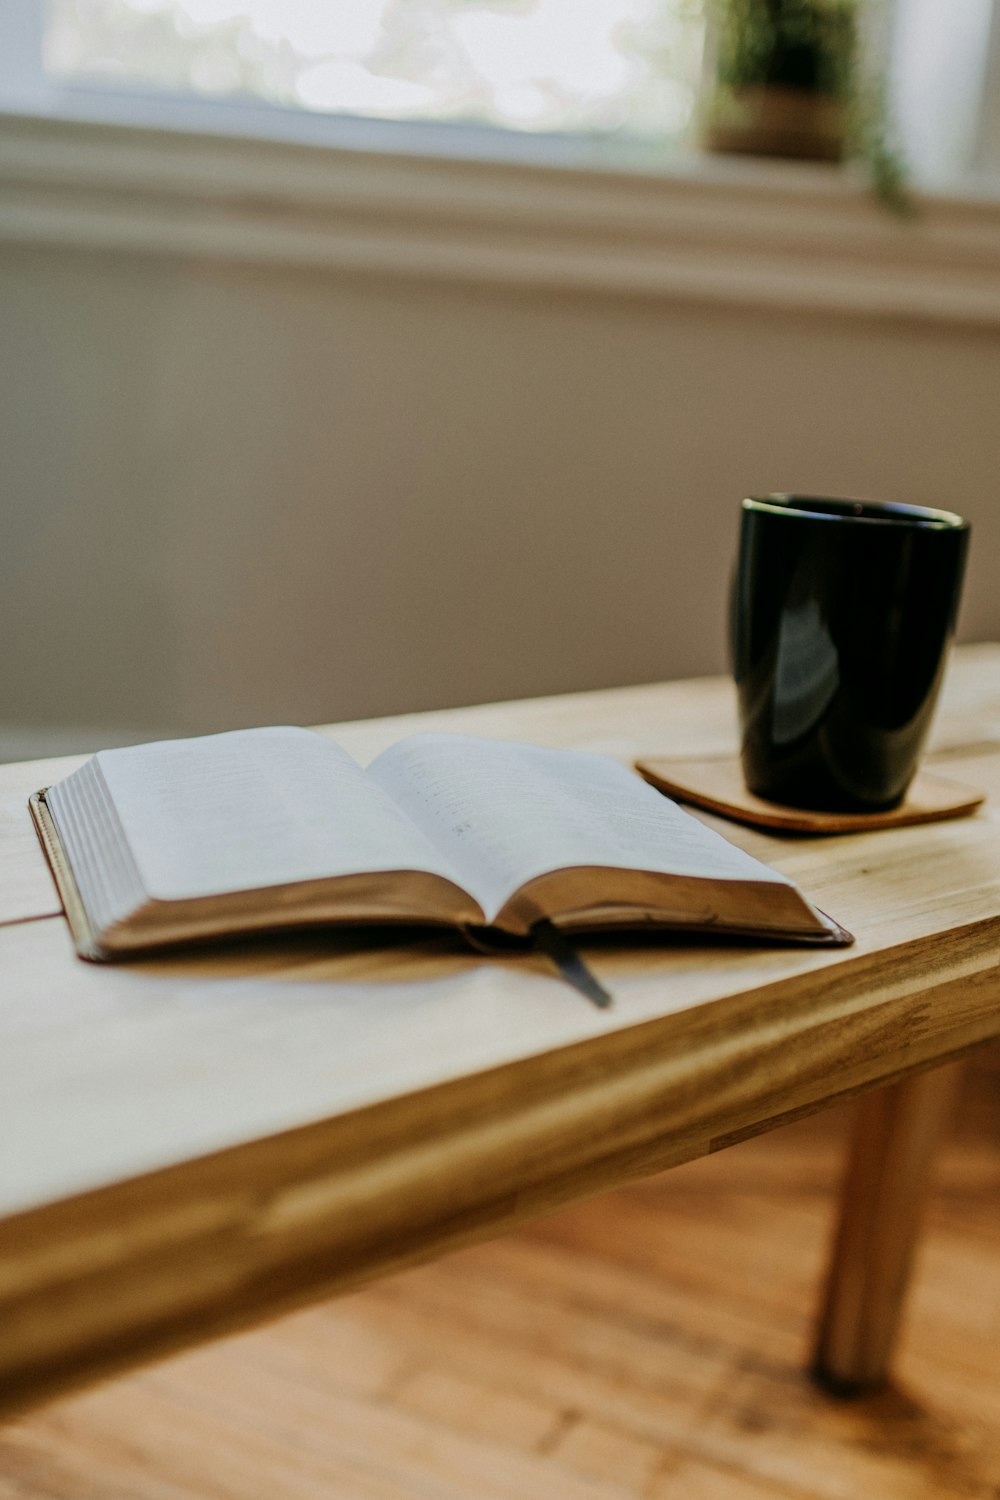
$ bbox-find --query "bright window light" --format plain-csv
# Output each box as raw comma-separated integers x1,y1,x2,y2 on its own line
44,0,706,140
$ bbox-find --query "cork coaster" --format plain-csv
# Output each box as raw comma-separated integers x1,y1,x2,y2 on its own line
635,754,985,835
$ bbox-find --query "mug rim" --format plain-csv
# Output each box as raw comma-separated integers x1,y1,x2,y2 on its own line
742,493,968,531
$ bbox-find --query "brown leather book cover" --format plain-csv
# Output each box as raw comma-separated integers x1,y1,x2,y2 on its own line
28,791,106,961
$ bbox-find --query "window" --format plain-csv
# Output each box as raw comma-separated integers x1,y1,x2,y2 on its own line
2,1,1000,191
43,0,706,145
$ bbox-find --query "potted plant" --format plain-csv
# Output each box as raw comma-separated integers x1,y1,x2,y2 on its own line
704,0,857,161
703,0,909,208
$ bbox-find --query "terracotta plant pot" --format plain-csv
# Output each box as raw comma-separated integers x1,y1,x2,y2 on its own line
704,83,847,161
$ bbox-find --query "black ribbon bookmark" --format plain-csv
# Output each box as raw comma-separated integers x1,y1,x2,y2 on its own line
531,919,613,1010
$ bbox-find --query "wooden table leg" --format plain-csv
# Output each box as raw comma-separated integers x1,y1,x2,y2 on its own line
812,1063,961,1396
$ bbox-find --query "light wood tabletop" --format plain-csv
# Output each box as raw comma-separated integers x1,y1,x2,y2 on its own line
2,644,1000,1415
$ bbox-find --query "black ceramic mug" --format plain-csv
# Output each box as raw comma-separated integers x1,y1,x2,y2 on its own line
732,494,970,812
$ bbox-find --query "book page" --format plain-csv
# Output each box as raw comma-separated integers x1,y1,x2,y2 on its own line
367,734,793,922
95,728,465,902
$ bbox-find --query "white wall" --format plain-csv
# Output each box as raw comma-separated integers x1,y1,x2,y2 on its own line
3,232,1000,756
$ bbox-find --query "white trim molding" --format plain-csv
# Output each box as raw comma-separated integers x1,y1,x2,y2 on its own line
3,110,1000,327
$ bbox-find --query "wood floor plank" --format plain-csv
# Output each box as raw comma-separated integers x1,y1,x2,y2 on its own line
547,1415,669,1493
393,1365,563,1454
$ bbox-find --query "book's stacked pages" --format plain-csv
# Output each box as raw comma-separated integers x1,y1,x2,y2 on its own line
30,728,851,961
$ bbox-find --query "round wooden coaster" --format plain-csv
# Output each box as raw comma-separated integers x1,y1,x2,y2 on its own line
634,755,985,834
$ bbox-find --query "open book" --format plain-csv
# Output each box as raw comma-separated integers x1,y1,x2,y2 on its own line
30,727,851,962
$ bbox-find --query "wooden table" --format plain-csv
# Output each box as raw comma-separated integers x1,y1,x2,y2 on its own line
3,645,1000,1417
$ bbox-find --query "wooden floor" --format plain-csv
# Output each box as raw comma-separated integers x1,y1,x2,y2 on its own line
3,1049,999,1500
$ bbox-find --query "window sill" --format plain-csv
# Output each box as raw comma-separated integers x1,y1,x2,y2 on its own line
3,106,1000,327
